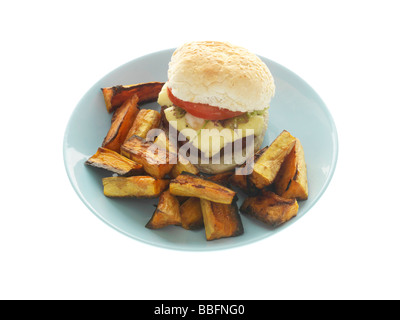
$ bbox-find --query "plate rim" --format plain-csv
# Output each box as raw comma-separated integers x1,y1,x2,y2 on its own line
63,47,339,252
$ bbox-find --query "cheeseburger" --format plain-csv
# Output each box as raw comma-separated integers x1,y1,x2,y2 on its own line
158,41,275,174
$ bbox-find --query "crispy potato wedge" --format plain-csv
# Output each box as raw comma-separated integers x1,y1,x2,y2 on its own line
180,197,204,230
102,95,139,152
121,135,176,179
170,173,236,205
124,109,161,141
240,191,299,227
231,146,268,195
277,139,308,200
169,160,200,179
153,131,179,154
250,130,296,189
102,81,165,113
146,191,181,229
283,179,308,200
85,147,143,176
154,132,199,178
176,196,189,204
274,143,297,196
230,174,249,192
103,176,169,198
205,171,234,187
200,198,244,241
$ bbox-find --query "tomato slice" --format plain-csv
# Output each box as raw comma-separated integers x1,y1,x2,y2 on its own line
167,87,244,120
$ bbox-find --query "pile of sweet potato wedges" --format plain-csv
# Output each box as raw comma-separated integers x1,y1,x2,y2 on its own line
85,82,308,241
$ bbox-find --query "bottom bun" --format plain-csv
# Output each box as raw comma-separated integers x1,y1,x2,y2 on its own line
194,113,268,175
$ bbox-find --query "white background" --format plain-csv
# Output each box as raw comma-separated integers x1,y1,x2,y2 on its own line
1,0,399,300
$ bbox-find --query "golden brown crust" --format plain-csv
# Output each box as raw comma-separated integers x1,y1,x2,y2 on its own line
168,41,275,112
240,191,299,227
101,82,164,113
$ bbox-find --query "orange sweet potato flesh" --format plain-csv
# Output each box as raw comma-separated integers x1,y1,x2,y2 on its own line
170,173,236,205
102,95,139,152
180,197,204,230
278,139,309,200
85,147,143,176
274,144,297,196
205,172,234,187
240,191,299,227
102,176,170,198
124,109,161,141
154,132,199,179
146,191,181,229
200,198,244,241
230,146,268,196
121,135,176,179
250,130,296,189
102,82,165,113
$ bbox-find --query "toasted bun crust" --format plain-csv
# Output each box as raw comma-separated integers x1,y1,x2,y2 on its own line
167,41,275,113
195,112,268,174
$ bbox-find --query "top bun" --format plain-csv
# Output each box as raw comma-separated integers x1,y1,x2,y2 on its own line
167,41,275,113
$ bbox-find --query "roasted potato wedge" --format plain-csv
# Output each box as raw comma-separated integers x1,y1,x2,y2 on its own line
250,130,296,189
169,160,200,179
124,109,161,141
231,146,268,195
102,81,164,113
154,132,198,176
103,176,169,198
205,171,234,187
231,175,261,197
153,131,179,154
121,135,176,179
102,95,139,152
180,197,204,230
275,138,308,200
146,191,181,229
170,173,236,205
200,198,244,241
274,142,297,196
230,174,249,192
85,147,143,176
154,132,199,178
240,191,299,227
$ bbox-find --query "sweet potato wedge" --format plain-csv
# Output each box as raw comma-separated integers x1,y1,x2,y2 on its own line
230,174,261,197
230,174,249,192
102,95,139,152
169,160,200,179
277,138,308,200
124,109,161,141
121,135,176,179
274,143,297,196
146,191,181,229
200,198,244,241
205,171,234,187
240,191,299,227
230,146,268,195
153,131,179,154
102,176,169,198
154,132,199,178
180,197,204,230
85,147,143,176
102,82,164,113
170,173,236,205
250,130,296,189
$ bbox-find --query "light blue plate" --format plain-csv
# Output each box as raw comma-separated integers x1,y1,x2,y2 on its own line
63,48,338,251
